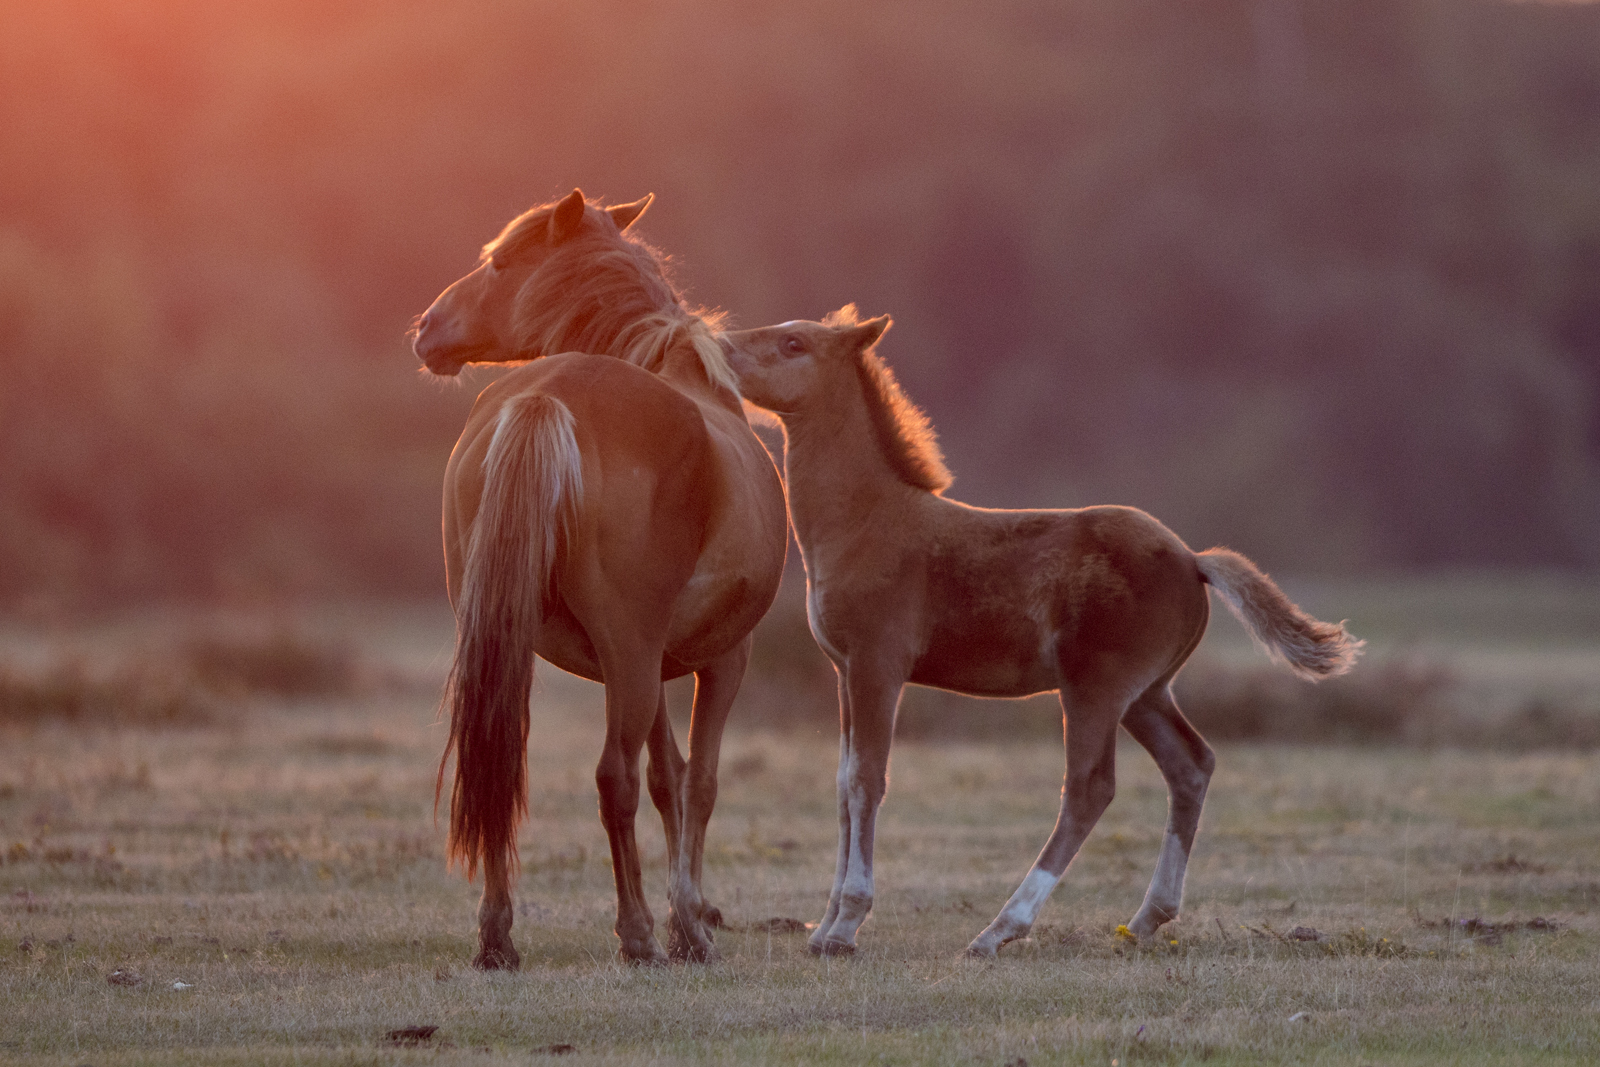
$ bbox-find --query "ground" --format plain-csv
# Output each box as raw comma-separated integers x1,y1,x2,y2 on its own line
1,584,1598,1065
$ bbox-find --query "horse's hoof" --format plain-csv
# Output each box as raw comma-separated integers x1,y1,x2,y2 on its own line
703,905,726,930
618,930,670,966
471,946,521,971
667,933,720,964
962,942,998,960
678,944,721,965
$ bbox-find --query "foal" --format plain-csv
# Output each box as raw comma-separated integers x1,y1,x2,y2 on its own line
724,308,1361,958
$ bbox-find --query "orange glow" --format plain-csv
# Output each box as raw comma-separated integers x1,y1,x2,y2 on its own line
3,0,1600,605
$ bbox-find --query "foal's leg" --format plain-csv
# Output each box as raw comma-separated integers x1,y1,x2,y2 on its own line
1121,685,1215,939
595,653,671,964
965,682,1125,958
812,667,901,956
809,671,853,954
666,638,750,962
474,845,520,969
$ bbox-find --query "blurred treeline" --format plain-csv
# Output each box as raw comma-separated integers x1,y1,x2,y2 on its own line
5,0,1600,607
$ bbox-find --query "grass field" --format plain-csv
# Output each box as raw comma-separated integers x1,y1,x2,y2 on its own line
2,578,1599,1065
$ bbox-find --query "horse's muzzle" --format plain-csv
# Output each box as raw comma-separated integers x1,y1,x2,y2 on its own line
413,318,466,376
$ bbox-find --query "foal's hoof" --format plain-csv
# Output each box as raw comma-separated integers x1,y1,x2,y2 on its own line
703,904,726,930
808,938,856,958
964,929,1027,959
471,945,521,971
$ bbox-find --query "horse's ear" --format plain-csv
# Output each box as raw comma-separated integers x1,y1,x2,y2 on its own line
846,314,892,351
608,194,653,232
550,189,587,244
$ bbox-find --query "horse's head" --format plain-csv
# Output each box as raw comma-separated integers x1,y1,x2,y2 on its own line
723,306,892,416
412,189,655,376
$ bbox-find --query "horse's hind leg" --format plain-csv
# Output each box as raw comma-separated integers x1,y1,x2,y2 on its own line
645,689,688,927
666,638,750,962
596,655,671,964
1121,684,1214,939
474,846,520,970
965,681,1124,959
646,691,686,869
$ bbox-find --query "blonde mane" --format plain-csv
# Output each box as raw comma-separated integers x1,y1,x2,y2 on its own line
494,198,737,394
824,305,952,494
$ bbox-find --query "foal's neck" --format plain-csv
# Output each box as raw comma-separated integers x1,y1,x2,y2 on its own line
781,389,924,557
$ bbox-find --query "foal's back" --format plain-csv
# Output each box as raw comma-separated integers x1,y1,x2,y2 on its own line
893,498,1209,699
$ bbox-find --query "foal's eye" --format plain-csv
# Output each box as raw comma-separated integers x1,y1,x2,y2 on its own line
782,336,806,356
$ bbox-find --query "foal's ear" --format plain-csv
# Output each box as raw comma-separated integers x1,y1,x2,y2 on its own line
844,314,892,351
549,189,588,243
607,194,653,232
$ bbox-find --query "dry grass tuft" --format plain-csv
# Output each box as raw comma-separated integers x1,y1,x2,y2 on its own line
1175,655,1457,744
183,629,363,699
0,657,212,725
0,626,369,727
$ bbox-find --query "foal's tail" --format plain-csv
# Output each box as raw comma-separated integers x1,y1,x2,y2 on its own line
1196,548,1363,680
437,392,584,882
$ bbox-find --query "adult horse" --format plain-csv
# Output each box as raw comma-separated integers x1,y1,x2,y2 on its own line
723,308,1362,958
412,190,787,966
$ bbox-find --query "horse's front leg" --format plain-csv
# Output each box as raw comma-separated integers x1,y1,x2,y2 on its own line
666,638,749,962
812,665,901,956
596,655,670,965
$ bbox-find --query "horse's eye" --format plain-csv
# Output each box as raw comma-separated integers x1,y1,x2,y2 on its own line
782,336,805,356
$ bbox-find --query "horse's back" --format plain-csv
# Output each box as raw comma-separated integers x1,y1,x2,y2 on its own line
444,354,708,591
444,352,784,672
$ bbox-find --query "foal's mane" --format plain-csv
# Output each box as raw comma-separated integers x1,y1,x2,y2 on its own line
487,198,737,394
824,305,952,495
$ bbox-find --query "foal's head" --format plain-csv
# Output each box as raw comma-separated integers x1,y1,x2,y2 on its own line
412,189,662,376
724,306,891,415
726,306,952,493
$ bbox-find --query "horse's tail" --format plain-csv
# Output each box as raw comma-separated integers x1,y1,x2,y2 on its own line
1196,548,1363,680
437,392,584,882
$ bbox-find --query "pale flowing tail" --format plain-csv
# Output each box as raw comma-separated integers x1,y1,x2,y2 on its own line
437,393,583,880
1196,548,1363,680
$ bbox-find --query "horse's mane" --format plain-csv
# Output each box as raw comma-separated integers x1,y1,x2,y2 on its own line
824,305,952,495
486,199,737,394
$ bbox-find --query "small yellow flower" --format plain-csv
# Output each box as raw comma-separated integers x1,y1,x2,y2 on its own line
1114,924,1136,942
